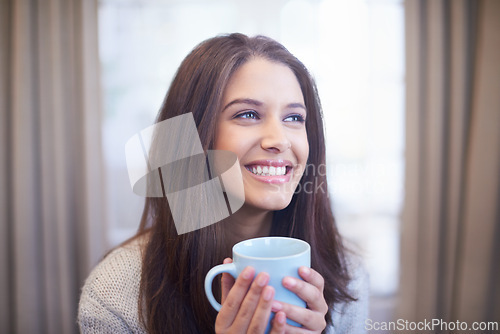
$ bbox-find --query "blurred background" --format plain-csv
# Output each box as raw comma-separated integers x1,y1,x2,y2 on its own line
1,0,499,333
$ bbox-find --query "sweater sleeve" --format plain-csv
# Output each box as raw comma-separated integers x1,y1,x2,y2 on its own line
328,259,370,334
78,288,134,334
77,242,146,334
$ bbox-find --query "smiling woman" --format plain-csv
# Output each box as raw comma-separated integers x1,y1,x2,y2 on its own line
78,33,369,333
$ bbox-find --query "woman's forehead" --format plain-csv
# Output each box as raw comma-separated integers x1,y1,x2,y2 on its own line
222,57,304,106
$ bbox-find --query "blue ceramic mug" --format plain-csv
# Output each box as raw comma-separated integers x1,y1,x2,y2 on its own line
204,236,311,330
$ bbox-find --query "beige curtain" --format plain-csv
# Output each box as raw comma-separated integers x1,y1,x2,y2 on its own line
400,0,500,328
0,0,107,333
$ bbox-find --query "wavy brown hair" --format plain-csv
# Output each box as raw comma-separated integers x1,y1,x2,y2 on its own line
134,33,355,333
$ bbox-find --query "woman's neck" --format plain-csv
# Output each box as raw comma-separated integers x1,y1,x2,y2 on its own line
222,205,273,248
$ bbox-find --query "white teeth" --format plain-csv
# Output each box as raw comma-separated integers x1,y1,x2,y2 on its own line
248,165,288,176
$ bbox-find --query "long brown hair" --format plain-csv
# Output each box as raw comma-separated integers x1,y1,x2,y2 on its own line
135,33,355,333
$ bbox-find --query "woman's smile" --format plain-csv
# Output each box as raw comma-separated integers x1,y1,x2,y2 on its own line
244,159,293,184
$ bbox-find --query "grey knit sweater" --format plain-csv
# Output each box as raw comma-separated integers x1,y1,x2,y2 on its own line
78,239,369,333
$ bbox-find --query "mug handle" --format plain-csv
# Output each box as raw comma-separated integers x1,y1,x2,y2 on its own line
204,263,237,311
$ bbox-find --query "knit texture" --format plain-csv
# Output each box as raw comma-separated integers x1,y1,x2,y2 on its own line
78,239,369,333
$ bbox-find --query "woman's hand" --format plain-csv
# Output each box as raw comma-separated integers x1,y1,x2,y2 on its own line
215,258,287,334
271,267,328,333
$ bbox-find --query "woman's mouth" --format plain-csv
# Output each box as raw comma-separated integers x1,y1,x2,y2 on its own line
245,165,291,176
243,160,293,183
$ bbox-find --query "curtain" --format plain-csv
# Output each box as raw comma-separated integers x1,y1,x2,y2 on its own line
400,0,500,328
0,0,107,333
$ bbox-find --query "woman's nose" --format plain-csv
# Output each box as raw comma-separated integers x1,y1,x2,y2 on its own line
260,117,291,153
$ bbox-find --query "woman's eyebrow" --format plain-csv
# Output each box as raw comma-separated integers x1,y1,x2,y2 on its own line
287,102,306,110
222,98,263,111
222,99,306,111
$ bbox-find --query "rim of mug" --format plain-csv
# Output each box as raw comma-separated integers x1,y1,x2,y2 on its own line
233,236,310,260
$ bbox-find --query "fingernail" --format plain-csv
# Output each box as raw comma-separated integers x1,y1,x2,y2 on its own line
242,267,254,279
257,273,269,287
300,266,311,276
283,277,296,288
271,301,282,311
277,312,286,324
263,286,273,301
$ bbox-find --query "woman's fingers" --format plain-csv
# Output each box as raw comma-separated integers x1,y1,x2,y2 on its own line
217,266,256,328
269,311,287,334
231,272,271,332
298,267,324,293
220,258,235,305
217,268,276,333
272,301,326,331
282,269,328,314
217,266,328,333
246,285,276,332
271,267,328,332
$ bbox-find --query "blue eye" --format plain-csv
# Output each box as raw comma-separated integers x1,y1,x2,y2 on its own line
234,110,259,119
284,114,305,122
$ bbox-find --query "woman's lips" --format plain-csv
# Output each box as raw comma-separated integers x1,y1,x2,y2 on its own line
243,160,293,184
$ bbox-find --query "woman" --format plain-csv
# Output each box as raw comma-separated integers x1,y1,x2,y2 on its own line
79,33,369,333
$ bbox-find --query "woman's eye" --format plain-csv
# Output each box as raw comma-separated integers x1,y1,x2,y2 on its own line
234,111,259,119
284,114,305,122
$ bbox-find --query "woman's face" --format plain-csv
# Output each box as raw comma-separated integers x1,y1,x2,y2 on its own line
215,57,309,212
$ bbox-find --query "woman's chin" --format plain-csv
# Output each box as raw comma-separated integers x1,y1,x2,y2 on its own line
243,193,294,212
